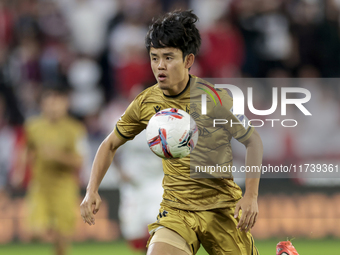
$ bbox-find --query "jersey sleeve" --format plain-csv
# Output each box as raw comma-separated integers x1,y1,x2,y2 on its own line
227,109,254,143
114,95,146,140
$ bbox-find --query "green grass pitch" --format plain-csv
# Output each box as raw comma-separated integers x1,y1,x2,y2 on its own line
0,239,338,254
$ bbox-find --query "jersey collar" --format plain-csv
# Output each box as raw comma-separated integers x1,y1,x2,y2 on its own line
162,75,191,98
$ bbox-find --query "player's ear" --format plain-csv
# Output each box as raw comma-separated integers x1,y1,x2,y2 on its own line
184,53,195,69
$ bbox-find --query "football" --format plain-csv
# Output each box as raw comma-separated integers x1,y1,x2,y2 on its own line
146,108,199,159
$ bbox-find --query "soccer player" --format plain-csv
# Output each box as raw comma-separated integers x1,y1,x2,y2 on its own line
18,87,86,255
80,10,263,255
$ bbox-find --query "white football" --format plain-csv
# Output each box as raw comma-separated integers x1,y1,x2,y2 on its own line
146,108,198,159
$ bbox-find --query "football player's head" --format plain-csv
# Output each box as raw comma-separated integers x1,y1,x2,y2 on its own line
40,86,70,121
145,10,201,60
146,10,201,94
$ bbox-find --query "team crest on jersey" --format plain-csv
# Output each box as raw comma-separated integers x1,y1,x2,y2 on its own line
191,112,200,120
190,103,200,120
230,107,249,128
154,105,161,113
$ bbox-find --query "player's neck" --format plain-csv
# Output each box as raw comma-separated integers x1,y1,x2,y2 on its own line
43,114,66,123
163,75,190,96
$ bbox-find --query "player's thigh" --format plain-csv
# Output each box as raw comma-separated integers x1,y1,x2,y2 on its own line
51,185,78,234
147,228,192,255
148,206,200,254
26,188,49,232
147,242,189,255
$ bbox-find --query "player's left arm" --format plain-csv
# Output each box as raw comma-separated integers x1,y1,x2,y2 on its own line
234,128,263,232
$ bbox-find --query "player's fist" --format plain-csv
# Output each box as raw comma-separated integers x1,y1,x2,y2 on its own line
80,190,102,226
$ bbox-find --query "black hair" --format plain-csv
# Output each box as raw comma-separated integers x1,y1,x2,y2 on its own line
145,10,201,59
41,85,70,99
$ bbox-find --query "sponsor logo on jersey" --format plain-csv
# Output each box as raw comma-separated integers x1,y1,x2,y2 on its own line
154,105,161,113
157,210,169,222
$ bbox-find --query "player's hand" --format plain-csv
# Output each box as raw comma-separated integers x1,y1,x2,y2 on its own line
80,190,102,226
10,171,24,189
41,145,60,161
234,194,258,232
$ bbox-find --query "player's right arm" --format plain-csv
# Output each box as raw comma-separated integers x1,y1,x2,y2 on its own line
80,131,126,226
81,91,146,225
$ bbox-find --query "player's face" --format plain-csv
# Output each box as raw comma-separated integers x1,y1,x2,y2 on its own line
150,47,193,95
41,92,69,121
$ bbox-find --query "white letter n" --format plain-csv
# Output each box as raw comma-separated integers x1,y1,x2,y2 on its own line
215,84,244,114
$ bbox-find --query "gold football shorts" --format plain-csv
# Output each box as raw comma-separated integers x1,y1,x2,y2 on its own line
26,179,78,235
148,205,259,255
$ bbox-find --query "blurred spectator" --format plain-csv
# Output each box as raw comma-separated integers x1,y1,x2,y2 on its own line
14,0,41,42
67,56,104,117
0,0,14,46
191,0,231,30
108,7,154,98
290,0,340,77
59,0,118,58
7,35,42,117
234,0,292,77
294,77,340,158
0,93,15,195
0,86,26,192
39,39,71,85
199,10,245,77
37,0,68,40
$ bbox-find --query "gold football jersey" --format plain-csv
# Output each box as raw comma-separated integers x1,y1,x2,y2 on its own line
115,75,254,210
25,116,86,185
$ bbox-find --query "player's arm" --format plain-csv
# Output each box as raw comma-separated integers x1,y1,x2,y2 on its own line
234,129,263,232
80,131,127,226
10,145,29,188
41,147,83,169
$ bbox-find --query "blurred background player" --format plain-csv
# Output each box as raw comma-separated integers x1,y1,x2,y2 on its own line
13,86,87,255
115,129,163,253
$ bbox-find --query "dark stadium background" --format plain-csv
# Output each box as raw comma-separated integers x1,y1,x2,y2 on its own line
0,0,339,254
